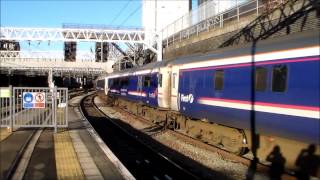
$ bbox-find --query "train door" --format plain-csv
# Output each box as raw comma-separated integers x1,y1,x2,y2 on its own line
158,67,171,109
170,66,180,111
104,77,109,95
137,75,143,102
142,75,152,104
149,73,158,107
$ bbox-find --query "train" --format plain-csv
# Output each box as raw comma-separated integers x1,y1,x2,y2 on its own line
96,30,320,170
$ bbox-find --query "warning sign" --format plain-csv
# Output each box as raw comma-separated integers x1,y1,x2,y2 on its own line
23,92,45,109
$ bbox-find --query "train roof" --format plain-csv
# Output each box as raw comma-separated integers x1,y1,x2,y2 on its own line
104,30,318,78
105,61,170,78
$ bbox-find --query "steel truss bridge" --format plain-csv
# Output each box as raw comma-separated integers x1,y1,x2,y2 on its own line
0,27,162,76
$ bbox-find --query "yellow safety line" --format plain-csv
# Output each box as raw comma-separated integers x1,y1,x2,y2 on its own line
0,127,12,142
54,130,85,180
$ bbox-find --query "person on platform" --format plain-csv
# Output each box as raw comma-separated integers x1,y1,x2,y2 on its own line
295,144,320,180
266,145,286,180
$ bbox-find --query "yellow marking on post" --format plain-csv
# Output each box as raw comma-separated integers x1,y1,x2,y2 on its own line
54,130,85,180
0,127,12,141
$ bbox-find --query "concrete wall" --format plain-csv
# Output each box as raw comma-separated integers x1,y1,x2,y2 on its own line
163,0,319,60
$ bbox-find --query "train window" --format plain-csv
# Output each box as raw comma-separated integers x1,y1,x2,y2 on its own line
158,74,163,87
115,79,120,86
144,76,151,87
255,67,267,91
120,79,123,86
214,70,224,90
125,78,129,86
120,78,129,87
112,79,119,86
272,65,287,92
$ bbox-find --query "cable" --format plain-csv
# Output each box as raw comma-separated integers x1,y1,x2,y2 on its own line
117,4,142,28
109,0,132,26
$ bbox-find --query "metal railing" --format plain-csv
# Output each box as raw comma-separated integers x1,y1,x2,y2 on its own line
0,86,68,132
161,0,285,46
0,50,95,61
0,50,115,74
62,23,144,31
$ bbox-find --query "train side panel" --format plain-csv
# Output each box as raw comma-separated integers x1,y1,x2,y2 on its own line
178,54,320,144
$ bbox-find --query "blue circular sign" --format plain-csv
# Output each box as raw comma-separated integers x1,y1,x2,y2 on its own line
24,93,33,103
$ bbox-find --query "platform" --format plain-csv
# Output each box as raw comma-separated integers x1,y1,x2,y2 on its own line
0,93,129,180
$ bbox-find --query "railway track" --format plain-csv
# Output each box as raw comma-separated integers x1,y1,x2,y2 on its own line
95,95,297,180
81,95,199,180
113,104,257,165
68,89,88,99
1,91,88,179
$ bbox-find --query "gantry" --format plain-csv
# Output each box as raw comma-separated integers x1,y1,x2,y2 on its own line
0,27,162,75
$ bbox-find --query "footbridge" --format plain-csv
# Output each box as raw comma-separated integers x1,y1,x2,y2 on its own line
0,50,110,76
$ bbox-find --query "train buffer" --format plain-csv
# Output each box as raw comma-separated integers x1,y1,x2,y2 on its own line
0,87,131,180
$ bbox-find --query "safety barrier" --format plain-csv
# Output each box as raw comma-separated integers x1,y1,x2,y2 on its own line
0,86,68,132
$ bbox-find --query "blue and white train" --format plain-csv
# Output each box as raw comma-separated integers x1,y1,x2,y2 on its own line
96,31,320,169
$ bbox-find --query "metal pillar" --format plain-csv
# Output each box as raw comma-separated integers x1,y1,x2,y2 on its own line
101,41,103,62
157,33,163,62
9,85,13,132
257,0,259,16
53,86,57,133
8,69,12,86
237,0,240,22
48,69,54,88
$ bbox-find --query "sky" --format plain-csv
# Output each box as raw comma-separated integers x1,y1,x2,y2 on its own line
0,0,143,28
0,0,145,51
0,0,198,52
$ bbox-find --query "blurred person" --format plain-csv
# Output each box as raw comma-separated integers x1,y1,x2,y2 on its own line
266,145,286,180
295,144,320,180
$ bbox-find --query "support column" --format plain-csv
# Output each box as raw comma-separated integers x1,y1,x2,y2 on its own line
101,41,103,62
9,85,13,132
157,33,162,62
48,69,55,88
53,86,57,133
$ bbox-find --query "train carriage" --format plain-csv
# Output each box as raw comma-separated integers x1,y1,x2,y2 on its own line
99,30,320,169
170,31,320,145
106,61,170,109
